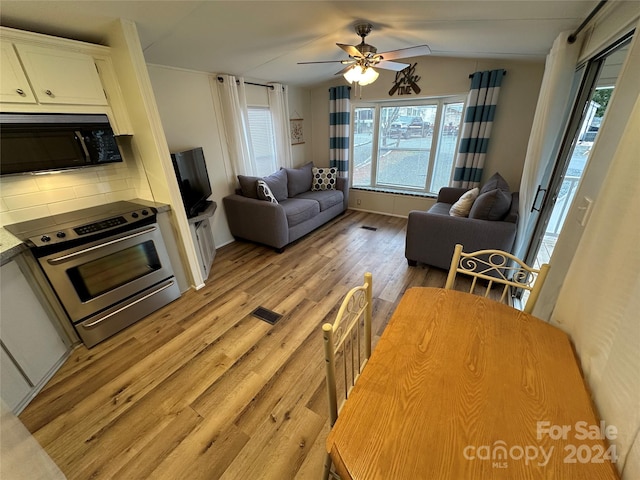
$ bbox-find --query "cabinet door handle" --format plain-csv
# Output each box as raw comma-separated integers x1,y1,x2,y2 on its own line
16,88,25,96
45,89,53,96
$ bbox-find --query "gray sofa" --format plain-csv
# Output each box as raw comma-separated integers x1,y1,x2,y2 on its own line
405,183,519,270
223,163,348,251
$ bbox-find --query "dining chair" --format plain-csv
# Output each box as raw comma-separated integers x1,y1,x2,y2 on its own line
322,272,373,480
445,243,550,314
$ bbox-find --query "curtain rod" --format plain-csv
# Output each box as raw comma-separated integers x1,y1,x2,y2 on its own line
468,71,507,78
216,76,276,90
568,0,608,44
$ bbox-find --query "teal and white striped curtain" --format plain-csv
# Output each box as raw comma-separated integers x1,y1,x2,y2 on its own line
452,69,506,188
329,86,351,177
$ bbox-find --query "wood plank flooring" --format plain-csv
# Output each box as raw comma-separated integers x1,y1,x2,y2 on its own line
18,210,455,479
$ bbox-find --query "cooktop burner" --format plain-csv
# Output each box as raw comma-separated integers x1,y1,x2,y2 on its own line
5,200,157,249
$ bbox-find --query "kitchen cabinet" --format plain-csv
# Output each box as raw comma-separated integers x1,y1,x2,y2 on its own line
1,26,132,134
0,347,31,411
13,43,108,106
0,259,70,414
0,42,36,104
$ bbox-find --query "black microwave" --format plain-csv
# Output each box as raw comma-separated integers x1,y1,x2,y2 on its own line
0,113,124,176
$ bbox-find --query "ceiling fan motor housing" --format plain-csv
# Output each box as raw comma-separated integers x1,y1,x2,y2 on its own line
357,43,377,56
354,22,377,57
354,22,373,38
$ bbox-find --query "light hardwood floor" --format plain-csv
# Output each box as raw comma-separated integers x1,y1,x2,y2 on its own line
19,210,453,480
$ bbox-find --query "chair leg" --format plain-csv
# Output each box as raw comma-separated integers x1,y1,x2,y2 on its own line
322,452,332,480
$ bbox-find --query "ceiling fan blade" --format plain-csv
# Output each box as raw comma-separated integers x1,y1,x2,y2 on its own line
376,60,410,71
377,45,431,61
337,43,363,58
298,60,346,65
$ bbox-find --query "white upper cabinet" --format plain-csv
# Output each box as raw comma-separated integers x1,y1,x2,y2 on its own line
0,42,36,104
14,43,108,106
0,27,132,133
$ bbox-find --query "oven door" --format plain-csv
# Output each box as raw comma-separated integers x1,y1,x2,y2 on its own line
38,223,175,323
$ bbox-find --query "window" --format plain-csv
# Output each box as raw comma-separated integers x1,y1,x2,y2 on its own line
352,97,465,195
247,106,277,177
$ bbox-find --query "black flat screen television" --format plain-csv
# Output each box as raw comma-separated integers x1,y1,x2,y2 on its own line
171,147,212,218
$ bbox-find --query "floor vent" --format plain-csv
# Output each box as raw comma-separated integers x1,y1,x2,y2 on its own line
251,306,283,325
361,225,378,231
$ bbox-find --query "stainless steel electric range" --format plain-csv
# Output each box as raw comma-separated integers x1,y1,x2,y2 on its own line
5,201,181,348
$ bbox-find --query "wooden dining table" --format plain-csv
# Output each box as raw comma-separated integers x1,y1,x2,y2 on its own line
326,287,619,479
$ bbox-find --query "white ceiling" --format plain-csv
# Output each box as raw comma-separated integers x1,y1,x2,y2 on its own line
0,1,599,86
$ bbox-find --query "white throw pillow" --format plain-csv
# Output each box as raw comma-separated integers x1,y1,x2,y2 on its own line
256,180,278,204
449,187,479,217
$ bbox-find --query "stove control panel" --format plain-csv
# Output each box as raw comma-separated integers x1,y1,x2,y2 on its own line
27,207,156,248
75,216,127,235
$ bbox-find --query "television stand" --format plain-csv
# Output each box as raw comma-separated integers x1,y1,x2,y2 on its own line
187,201,217,281
188,200,216,223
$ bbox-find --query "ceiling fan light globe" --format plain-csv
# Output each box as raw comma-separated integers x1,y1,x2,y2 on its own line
343,66,362,84
359,67,379,85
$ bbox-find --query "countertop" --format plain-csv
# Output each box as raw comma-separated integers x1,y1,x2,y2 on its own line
0,199,170,266
0,228,27,266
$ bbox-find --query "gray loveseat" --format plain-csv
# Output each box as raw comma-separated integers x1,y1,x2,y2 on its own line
223,163,348,251
405,174,519,270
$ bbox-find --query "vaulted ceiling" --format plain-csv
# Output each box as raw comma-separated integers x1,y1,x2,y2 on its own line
1,1,600,86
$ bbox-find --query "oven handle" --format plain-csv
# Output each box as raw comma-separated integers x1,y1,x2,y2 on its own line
46,226,158,265
82,279,176,328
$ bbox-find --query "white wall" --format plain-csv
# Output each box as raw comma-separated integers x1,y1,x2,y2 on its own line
287,86,313,167
309,56,544,216
550,86,640,480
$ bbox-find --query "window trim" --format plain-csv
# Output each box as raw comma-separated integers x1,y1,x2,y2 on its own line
350,95,466,195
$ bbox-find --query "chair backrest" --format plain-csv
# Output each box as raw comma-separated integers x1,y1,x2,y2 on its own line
445,244,550,314
322,272,373,426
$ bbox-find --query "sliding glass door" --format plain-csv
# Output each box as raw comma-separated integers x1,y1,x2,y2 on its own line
524,34,633,270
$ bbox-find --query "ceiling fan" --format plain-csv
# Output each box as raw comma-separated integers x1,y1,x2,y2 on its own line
299,22,431,85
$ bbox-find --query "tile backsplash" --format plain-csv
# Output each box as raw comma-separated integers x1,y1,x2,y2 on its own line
0,159,153,226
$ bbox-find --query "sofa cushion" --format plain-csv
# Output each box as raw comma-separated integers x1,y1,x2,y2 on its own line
280,198,320,227
480,172,510,195
263,169,288,201
469,188,512,220
312,167,337,191
237,175,261,199
256,180,278,204
427,202,452,216
296,189,344,211
285,162,313,197
449,187,479,217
